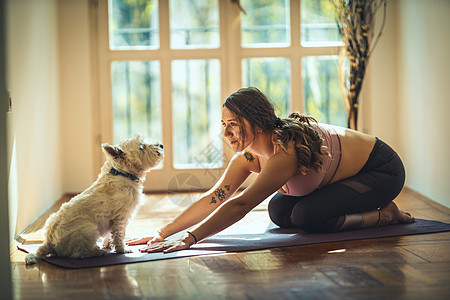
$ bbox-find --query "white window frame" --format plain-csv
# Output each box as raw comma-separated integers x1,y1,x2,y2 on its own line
93,0,341,192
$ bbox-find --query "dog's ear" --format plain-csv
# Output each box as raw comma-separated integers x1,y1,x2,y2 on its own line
102,143,124,159
132,133,142,140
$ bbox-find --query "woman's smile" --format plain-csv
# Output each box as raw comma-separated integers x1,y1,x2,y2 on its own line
221,107,256,152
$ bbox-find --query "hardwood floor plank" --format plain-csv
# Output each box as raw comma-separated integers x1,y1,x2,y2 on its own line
10,188,450,299
402,243,450,263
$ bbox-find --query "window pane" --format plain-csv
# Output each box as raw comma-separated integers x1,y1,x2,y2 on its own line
241,0,290,48
172,60,222,168
111,61,162,145
301,0,342,46
242,57,290,117
302,56,347,126
170,0,219,49
108,0,159,50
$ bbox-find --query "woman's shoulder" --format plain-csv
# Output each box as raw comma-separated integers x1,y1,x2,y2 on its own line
315,122,345,134
274,139,297,156
232,150,261,173
317,122,373,139
264,142,298,171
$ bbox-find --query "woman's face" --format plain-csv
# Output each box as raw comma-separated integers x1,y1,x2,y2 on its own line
221,107,254,152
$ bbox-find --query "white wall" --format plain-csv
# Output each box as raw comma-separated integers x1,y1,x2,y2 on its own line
364,0,400,149
6,0,63,241
1,0,13,296
397,0,450,207
368,0,450,208
58,0,97,193
6,0,97,241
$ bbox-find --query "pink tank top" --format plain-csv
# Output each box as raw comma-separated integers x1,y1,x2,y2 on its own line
279,123,341,196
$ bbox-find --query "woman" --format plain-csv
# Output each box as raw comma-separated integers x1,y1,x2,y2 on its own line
127,87,414,253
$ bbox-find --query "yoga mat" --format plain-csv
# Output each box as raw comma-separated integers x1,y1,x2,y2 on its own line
18,218,450,269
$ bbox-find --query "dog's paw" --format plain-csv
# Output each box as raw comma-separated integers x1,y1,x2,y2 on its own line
102,240,113,249
25,254,39,265
114,246,133,254
93,248,108,257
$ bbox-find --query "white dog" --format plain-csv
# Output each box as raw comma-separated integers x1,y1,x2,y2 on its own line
25,136,164,264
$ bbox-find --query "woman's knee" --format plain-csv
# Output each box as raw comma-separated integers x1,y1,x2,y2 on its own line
289,201,317,228
290,205,342,233
268,194,297,228
289,199,341,233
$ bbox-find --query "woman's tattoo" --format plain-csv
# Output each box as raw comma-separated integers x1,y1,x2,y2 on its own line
244,151,255,163
210,184,231,204
215,188,226,201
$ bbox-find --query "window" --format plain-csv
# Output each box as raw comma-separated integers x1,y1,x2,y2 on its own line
96,0,345,191
108,0,159,49
302,56,346,125
241,0,290,48
169,0,219,49
242,57,290,117
171,59,222,168
111,61,162,144
300,0,342,46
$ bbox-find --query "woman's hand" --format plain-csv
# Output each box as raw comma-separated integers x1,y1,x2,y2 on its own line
138,233,195,254
125,231,165,246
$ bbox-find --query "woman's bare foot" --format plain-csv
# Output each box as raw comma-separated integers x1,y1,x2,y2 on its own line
379,202,415,226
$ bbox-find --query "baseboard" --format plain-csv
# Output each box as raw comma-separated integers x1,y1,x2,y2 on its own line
10,193,73,256
403,187,449,212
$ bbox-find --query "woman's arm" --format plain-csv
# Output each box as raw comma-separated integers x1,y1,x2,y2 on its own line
140,149,298,252
128,153,254,246
189,149,298,242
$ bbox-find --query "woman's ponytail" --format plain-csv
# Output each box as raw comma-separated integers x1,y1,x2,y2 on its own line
288,112,317,126
275,112,328,174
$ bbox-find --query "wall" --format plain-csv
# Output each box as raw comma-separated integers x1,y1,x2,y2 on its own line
364,0,400,149
6,0,63,241
368,0,450,207
58,0,96,193
397,0,450,207
1,0,13,296
6,0,99,241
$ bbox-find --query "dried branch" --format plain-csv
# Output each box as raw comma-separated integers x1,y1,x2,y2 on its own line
231,0,246,14
333,0,387,130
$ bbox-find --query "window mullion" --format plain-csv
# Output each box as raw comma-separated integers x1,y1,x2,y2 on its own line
290,0,302,112
98,0,113,143
109,50,162,61
300,46,341,56
158,0,170,52
159,0,174,171
223,0,243,96
291,0,301,47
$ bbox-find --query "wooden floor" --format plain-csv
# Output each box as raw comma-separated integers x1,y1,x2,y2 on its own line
10,188,450,299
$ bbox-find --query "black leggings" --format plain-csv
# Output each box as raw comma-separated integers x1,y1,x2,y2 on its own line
268,138,405,233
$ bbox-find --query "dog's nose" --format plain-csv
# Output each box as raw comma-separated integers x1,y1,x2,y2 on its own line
158,144,164,149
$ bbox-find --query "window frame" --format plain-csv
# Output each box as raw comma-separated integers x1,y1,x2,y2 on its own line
94,0,342,192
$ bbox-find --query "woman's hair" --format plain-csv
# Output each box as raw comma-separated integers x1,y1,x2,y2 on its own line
223,86,328,174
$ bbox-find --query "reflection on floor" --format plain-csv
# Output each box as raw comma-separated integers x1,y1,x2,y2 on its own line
10,188,450,299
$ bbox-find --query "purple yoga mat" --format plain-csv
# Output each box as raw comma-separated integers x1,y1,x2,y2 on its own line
18,218,450,269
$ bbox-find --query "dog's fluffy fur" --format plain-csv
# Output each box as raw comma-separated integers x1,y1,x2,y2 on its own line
25,136,164,264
